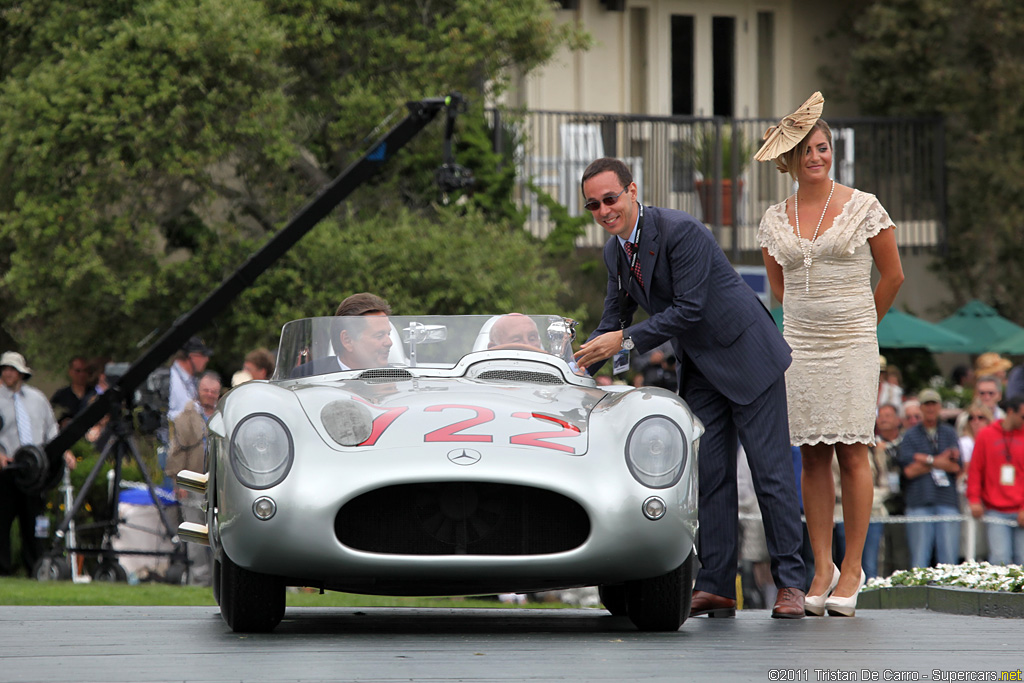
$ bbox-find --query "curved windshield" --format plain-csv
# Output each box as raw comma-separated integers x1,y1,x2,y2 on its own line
272,314,579,380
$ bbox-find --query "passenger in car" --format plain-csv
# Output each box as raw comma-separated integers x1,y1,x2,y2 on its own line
488,314,543,350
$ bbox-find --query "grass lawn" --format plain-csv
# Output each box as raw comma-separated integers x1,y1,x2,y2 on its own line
0,577,572,609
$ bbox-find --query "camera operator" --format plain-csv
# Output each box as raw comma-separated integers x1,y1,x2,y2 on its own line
165,371,221,586
169,337,213,422
158,337,212,486
0,352,76,576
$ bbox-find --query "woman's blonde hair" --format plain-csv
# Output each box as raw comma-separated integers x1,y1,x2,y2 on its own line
775,119,833,181
963,399,994,438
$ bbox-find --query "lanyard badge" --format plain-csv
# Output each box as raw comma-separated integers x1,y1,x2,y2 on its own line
614,205,644,375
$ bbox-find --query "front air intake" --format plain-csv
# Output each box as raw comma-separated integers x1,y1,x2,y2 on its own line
358,368,413,381
476,370,563,385
336,482,589,555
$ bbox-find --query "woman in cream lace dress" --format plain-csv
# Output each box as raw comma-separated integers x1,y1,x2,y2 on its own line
756,112,904,616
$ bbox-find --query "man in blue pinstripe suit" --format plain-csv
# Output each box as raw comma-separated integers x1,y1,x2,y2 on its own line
575,158,806,619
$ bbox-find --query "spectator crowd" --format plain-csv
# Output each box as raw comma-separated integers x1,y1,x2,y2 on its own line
0,338,275,582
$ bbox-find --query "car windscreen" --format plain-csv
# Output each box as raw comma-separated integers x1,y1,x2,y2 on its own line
272,314,578,380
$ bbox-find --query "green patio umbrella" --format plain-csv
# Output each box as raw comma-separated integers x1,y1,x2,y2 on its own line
989,328,1024,355
770,307,972,352
936,300,1024,354
876,309,973,352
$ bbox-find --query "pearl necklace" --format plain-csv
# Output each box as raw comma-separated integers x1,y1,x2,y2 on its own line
794,179,835,292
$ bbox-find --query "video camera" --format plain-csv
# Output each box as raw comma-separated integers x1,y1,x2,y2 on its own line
103,362,170,436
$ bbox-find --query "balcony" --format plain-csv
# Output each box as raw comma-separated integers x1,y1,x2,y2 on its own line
490,109,946,259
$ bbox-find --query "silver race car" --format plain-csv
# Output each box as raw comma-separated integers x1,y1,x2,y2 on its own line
176,314,702,632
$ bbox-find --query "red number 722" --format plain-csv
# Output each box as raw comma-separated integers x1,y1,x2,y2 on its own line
352,400,581,454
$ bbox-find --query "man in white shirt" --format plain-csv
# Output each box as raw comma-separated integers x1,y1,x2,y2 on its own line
0,352,76,575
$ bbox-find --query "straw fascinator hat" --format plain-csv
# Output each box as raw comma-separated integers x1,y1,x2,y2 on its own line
753,91,825,170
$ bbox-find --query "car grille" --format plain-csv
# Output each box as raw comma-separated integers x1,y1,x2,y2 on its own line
336,482,590,555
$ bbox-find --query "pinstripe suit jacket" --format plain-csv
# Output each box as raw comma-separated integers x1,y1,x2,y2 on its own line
590,205,791,406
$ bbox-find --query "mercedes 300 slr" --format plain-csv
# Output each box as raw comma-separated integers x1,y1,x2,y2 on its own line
176,314,702,632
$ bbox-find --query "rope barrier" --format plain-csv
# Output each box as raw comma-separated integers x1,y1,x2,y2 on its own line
737,512,1019,526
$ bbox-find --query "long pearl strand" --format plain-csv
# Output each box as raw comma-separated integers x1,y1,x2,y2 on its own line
795,179,835,293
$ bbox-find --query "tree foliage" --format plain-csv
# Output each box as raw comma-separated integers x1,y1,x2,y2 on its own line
0,0,587,371
837,0,1024,319
216,204,577,366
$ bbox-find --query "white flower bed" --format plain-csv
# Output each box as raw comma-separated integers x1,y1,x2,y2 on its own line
864,561,1024,593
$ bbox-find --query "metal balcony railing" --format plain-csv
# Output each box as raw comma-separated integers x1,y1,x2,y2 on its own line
488,109,946,259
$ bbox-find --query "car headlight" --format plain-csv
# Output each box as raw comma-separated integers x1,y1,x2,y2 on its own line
625,416,686,489
230,413,294,490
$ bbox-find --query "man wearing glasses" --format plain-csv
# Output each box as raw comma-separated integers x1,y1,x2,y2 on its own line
574,157,807,619
974,376,1005,420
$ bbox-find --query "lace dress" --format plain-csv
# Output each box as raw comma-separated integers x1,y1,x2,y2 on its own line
758,190,895,446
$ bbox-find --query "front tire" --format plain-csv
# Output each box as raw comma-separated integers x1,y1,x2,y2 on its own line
625,550,695,632
598,584,628,617
219,553,285,633
212,558,222,605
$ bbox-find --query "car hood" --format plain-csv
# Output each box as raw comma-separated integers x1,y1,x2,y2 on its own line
288,377,606,455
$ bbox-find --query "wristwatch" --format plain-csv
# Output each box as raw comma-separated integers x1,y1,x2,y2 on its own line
926,455,935,466
621,334,635,351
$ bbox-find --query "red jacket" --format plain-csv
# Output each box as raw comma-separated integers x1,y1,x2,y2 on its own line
967,420,1024,512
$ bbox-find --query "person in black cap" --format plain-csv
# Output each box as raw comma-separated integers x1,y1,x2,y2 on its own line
168,337,212,422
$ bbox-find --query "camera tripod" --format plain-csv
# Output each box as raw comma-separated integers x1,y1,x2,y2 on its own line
35,406,190,583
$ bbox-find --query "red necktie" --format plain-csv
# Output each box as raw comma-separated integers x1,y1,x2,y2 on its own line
623,241,643,288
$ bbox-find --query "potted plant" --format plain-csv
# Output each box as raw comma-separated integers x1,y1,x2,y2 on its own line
682,124,753,226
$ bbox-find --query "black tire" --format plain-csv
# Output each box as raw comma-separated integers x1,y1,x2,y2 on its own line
625,550,695,632
33,556,72,582
93,559,129,583
212,558,222,605
219,553,285,633
598,584,628,617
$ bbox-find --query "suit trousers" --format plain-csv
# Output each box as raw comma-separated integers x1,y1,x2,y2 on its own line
683,364,805,597
0,472,45,575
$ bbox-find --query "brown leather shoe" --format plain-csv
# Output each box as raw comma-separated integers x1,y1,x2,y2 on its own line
771,587,806,619
690,590,736,618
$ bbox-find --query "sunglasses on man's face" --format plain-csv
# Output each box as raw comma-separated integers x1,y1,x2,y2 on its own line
584,186,629,212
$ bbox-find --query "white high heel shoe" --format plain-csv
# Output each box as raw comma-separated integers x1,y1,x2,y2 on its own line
804,563,840,616
825,570,867,617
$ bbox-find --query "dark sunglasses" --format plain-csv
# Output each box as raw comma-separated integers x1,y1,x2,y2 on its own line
584,186,629,212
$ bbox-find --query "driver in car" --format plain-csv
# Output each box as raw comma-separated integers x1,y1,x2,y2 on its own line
292,293,393,376
335,314,393,370
488,313,543,350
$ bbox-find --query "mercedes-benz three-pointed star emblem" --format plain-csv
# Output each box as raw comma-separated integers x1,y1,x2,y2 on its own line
447,448,482,466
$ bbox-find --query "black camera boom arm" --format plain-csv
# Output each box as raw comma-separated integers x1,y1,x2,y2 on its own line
45,94,465,460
